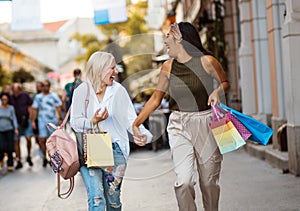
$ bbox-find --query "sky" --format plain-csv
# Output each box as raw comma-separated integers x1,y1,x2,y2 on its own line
0,0,94,23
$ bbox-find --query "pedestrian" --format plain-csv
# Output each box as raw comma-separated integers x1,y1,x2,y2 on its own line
62,68,82,113
70,51,152,210
31,81,43,157
132,22,230,211
0,92,18,172
31,80,63,167
9,83,34,169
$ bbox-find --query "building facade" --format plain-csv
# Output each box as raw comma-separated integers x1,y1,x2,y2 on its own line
0,36,52,81
0,18,104,73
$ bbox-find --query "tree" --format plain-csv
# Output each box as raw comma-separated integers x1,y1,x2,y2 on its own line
0,63,11,87
97,1,148,38
12,67,35,83
71,33,105,63
202,0,228,71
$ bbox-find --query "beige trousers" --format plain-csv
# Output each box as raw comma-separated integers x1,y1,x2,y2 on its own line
167,110,223,211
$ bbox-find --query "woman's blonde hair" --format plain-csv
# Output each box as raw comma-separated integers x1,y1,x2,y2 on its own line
85,51,115,94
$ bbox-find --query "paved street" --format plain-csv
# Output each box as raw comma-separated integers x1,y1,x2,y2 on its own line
0,139,300,211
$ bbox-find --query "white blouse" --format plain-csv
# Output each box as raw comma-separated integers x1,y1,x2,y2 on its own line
70,80,152,160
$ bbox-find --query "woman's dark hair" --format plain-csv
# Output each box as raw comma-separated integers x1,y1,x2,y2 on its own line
0,92,10,100
178,22,212,56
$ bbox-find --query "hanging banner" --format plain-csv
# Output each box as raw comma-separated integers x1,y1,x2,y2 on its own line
92,0,127,25
11,0,43,31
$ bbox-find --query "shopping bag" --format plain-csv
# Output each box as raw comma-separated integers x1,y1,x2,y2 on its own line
219,103,273,145
212,105,252,140
84,123,114,168
226,111,252,140
210,105,246,154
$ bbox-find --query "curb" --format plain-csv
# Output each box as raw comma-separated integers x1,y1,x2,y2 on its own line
244,142,289,173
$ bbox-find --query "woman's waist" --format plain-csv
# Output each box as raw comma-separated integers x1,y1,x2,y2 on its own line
169,99,210,112
171,108,211,116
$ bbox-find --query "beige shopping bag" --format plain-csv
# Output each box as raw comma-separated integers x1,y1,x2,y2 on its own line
84,123,114,168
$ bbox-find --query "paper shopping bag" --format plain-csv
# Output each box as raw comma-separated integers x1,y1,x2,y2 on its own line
219,103,273,145
226,111,252,140
210,106,246,154
212,105,252,141
85,132,114,168
84,123,114,168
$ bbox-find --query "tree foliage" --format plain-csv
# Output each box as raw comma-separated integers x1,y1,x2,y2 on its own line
71,1,153,80
12,67,35,83
0,63,11,87
97,1,148,37
202,0,228,71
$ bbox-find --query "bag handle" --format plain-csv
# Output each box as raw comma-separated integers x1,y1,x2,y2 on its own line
91,121,105,134
84,82,90,118
211,105,223,122
57,174,75,199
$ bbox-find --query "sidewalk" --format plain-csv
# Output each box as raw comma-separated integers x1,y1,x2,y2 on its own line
2,136,299,210
43,147,300,211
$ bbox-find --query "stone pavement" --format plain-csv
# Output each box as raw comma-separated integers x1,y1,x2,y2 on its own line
43,146,300,211
1,138,300,211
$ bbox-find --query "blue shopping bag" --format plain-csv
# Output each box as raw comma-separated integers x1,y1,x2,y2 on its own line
219,103,274,145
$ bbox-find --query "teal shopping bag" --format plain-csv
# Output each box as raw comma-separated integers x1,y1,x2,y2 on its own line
219,103,273,145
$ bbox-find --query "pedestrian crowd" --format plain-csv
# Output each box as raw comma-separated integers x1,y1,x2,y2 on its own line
0,69,82,173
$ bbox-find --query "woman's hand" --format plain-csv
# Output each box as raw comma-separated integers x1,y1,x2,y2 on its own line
31,121,36,130
91,107,108,124
132,125,147,146
14,128,19,136
208,90,220,106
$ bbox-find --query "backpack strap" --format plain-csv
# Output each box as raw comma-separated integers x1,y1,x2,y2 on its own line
56,81,90,199
84,81,90,117
59,81,90,129
57,174,75,199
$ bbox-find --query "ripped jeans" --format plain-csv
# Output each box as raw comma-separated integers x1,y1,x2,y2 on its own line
80,143,127,211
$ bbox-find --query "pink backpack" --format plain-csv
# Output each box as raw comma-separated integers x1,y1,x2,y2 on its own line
46,109,80,199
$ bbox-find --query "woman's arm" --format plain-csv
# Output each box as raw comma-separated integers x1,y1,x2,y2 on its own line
132,60,172,145
11,106,19,136
112,85,153,144
201,55,230,105
133,60,171,127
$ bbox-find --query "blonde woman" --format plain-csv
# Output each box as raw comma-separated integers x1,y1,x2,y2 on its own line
70,51,152,211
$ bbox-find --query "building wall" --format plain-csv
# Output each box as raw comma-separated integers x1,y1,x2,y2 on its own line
2,18,104,73
0,37,52,80
16,39,59,71
282,0,300,176
266,0,286,149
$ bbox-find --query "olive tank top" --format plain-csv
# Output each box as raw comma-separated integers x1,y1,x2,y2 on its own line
168,57,213,112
